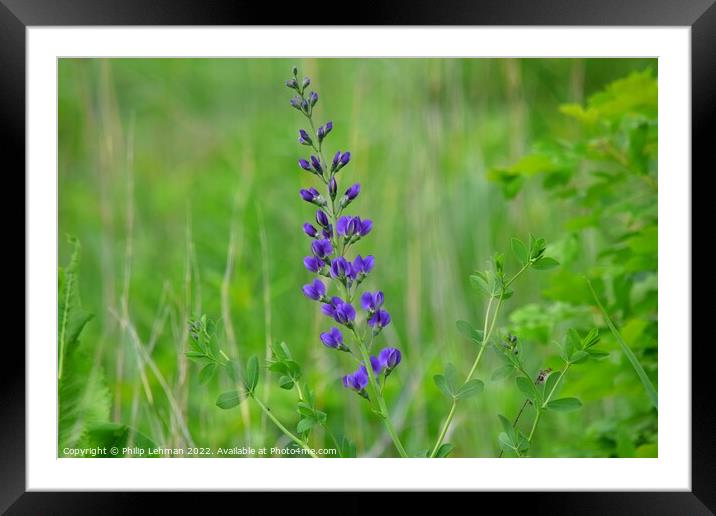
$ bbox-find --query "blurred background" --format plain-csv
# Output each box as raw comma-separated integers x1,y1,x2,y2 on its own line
58,58,657,457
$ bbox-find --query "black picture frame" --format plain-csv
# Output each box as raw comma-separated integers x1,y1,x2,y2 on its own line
4,1,710,513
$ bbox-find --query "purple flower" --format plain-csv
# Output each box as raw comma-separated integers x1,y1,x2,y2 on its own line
303,223,318,238
320,327,346,350
358,218,373,236
330,256,351,280
368,309,391,330
286,78,298,89
378,347,402,370
353,255,375,276
290,96,302,110
302,278,326,301
369,355,383,375
332,150,341,172
334,302,356,326
340,151,351,166
311,238,333,259
298,129,312,146
343,365,369,392
309,91,318,106
329,177,337,200
361,291,385,313
298,158,312,171
337,216,358,237
300,187,324,206
315,209,330,228
303,77,311,88
303,256,322,273
310,155,322,173
345,183,360,201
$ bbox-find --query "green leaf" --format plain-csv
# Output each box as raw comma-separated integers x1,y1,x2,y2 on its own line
77,422,157,457
587,349,610,360
454,379,484,400
433,374,453,399
569,350,589,364
546,397,582,411
498,432,516,451
516,376,537,402
497,415,516,442
279,375,294,390
543,370,561,399
297,402,314,417
216,390,247,409
435,443,454,458
199,363,217,385
511,237,529,264
244,355,259,392
469,273,491,296
455,320,483,343
532,257,559,270
491,365,514,381
297,417,317,434
588,279,658,409
445,363,460,393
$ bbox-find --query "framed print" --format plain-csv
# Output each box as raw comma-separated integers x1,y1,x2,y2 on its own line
4,0,711,512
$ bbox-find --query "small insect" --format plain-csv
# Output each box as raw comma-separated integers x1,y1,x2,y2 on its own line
535,368,553,385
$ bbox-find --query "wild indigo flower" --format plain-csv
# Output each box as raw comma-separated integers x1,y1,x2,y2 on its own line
304,256,322,273
320,327,348,351
302,278,326,301
300,187,325,206
315,209,330,228
311,239,333,259
378,347,402,370
303,223,318,238
343,365,369,392
368,309,391,331
298,129,312,146
361,291,384,313
287,67,402,402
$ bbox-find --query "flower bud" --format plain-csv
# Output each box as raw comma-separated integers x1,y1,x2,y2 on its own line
309,91,318,106
329,177,337,200
298,158,311,171
298,129,312,146
310,155,322,174
303,223,318,238
292,66,298,76
316,209,330,228
286,78,298,89
303,77,311,88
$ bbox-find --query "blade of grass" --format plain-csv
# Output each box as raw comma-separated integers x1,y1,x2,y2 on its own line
587,278,658,409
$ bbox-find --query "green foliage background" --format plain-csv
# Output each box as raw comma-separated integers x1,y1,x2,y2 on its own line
58,58,657,457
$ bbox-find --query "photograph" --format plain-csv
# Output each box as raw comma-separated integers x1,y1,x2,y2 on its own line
57,57,658,459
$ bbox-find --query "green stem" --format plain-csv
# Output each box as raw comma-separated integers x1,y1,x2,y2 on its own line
351,328,409,458
251,395,318,458
430,261,532,458
527,411,541,442
526,364,570,450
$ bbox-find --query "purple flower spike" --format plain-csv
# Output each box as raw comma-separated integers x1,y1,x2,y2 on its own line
316,209,330,228
303,256,322,273
302,278,326,301
298,129,312,146
303,223,318,238
320,327,346,350
310,155,322,173
379,347,402,370
311,238,333,259
298,158,311,171
368,309,391,330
